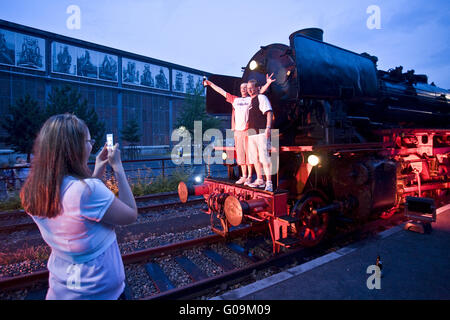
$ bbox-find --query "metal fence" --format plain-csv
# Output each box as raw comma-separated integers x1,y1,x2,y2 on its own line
0,157,230,197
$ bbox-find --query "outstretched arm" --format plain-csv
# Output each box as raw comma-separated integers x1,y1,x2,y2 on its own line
260,73,276,94
204,80,227,98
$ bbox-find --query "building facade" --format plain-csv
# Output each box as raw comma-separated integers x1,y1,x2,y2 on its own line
0,19,212,149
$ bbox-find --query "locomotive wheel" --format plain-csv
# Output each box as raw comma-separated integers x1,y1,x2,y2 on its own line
291,196,329,247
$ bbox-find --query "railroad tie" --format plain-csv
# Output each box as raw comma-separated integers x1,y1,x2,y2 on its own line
227,243,260,262
145,263,175,292
175,256,209,282
202,249,235,272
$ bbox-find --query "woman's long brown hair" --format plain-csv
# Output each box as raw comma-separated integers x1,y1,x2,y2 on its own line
20,114,92,218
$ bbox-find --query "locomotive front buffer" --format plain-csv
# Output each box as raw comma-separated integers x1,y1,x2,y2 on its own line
178,179,330,253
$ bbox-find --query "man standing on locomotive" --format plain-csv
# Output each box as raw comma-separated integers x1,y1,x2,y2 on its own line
203,74,275,185
246,79,274,192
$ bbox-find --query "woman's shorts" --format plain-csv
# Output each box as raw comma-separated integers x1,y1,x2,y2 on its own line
234,130,248,166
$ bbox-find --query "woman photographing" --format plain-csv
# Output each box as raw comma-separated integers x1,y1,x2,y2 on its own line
20,113,137,299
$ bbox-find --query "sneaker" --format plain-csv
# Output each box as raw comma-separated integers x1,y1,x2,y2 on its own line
248,179,265,188
243,177,252,186
264,182,273,192
235,176,247,184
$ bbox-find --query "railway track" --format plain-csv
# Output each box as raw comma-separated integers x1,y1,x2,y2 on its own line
141,213,408,300
0,224,266,295
0,212,407,300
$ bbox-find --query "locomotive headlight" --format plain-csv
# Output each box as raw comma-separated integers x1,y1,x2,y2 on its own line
249,60,258,70
308,154,320,166
194,175,203,183
222,151,228,161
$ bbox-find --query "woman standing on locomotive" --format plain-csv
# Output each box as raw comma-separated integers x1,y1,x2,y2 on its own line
20,114,137,299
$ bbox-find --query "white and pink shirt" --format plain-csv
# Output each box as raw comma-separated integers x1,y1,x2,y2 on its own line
226,93,252,131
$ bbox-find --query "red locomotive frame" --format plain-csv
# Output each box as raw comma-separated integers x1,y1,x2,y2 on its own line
179,129,450,253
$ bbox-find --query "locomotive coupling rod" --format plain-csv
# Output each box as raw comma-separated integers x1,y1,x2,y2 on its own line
312,202,341,215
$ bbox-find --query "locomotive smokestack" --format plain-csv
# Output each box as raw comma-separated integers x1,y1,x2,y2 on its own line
289,28,324,46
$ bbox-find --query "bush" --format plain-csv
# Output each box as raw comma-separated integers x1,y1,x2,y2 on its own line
129,165,192,196
0,193,22,211
130,167,153,196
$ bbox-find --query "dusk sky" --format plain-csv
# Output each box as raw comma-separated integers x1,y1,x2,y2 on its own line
1,0,449,88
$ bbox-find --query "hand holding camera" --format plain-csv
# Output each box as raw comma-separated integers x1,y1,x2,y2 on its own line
92,134,124,178
92,143,109,178
107,142,123,173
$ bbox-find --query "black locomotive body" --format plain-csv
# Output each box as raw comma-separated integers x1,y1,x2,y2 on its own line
180,28,450,252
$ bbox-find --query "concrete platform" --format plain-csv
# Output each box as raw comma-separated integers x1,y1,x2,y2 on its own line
212,204,450,300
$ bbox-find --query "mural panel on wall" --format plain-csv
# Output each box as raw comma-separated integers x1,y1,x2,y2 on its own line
123,57,169,90
15,33,45,70
122,58,139,85
52,42,118,82
77,48,98,78
172,69,205,95
0,28,46,70
52,42,77,75
99,53,118,81
0,29,15,66
153,66,169,90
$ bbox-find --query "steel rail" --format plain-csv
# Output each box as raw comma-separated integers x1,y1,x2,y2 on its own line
144,213,408,300
137,197,204,213
0,198,205,233
0,223,265,291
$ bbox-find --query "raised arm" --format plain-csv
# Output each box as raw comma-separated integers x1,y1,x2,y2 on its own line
101,144,137,225
204,80,228,98
260,73,276,94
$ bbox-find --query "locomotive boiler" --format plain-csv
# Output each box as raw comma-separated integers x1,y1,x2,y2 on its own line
179,28,450,252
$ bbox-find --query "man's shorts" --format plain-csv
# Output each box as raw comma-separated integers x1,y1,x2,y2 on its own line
248,132,271,165
234,130,248,166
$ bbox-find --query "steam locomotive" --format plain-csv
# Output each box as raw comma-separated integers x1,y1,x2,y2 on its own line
178,28,450,253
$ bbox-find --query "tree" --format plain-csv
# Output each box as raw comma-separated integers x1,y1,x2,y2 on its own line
121,118,141,145
121,118,142,159
175,85,222,136
0,94,44,162
46,85,105,153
